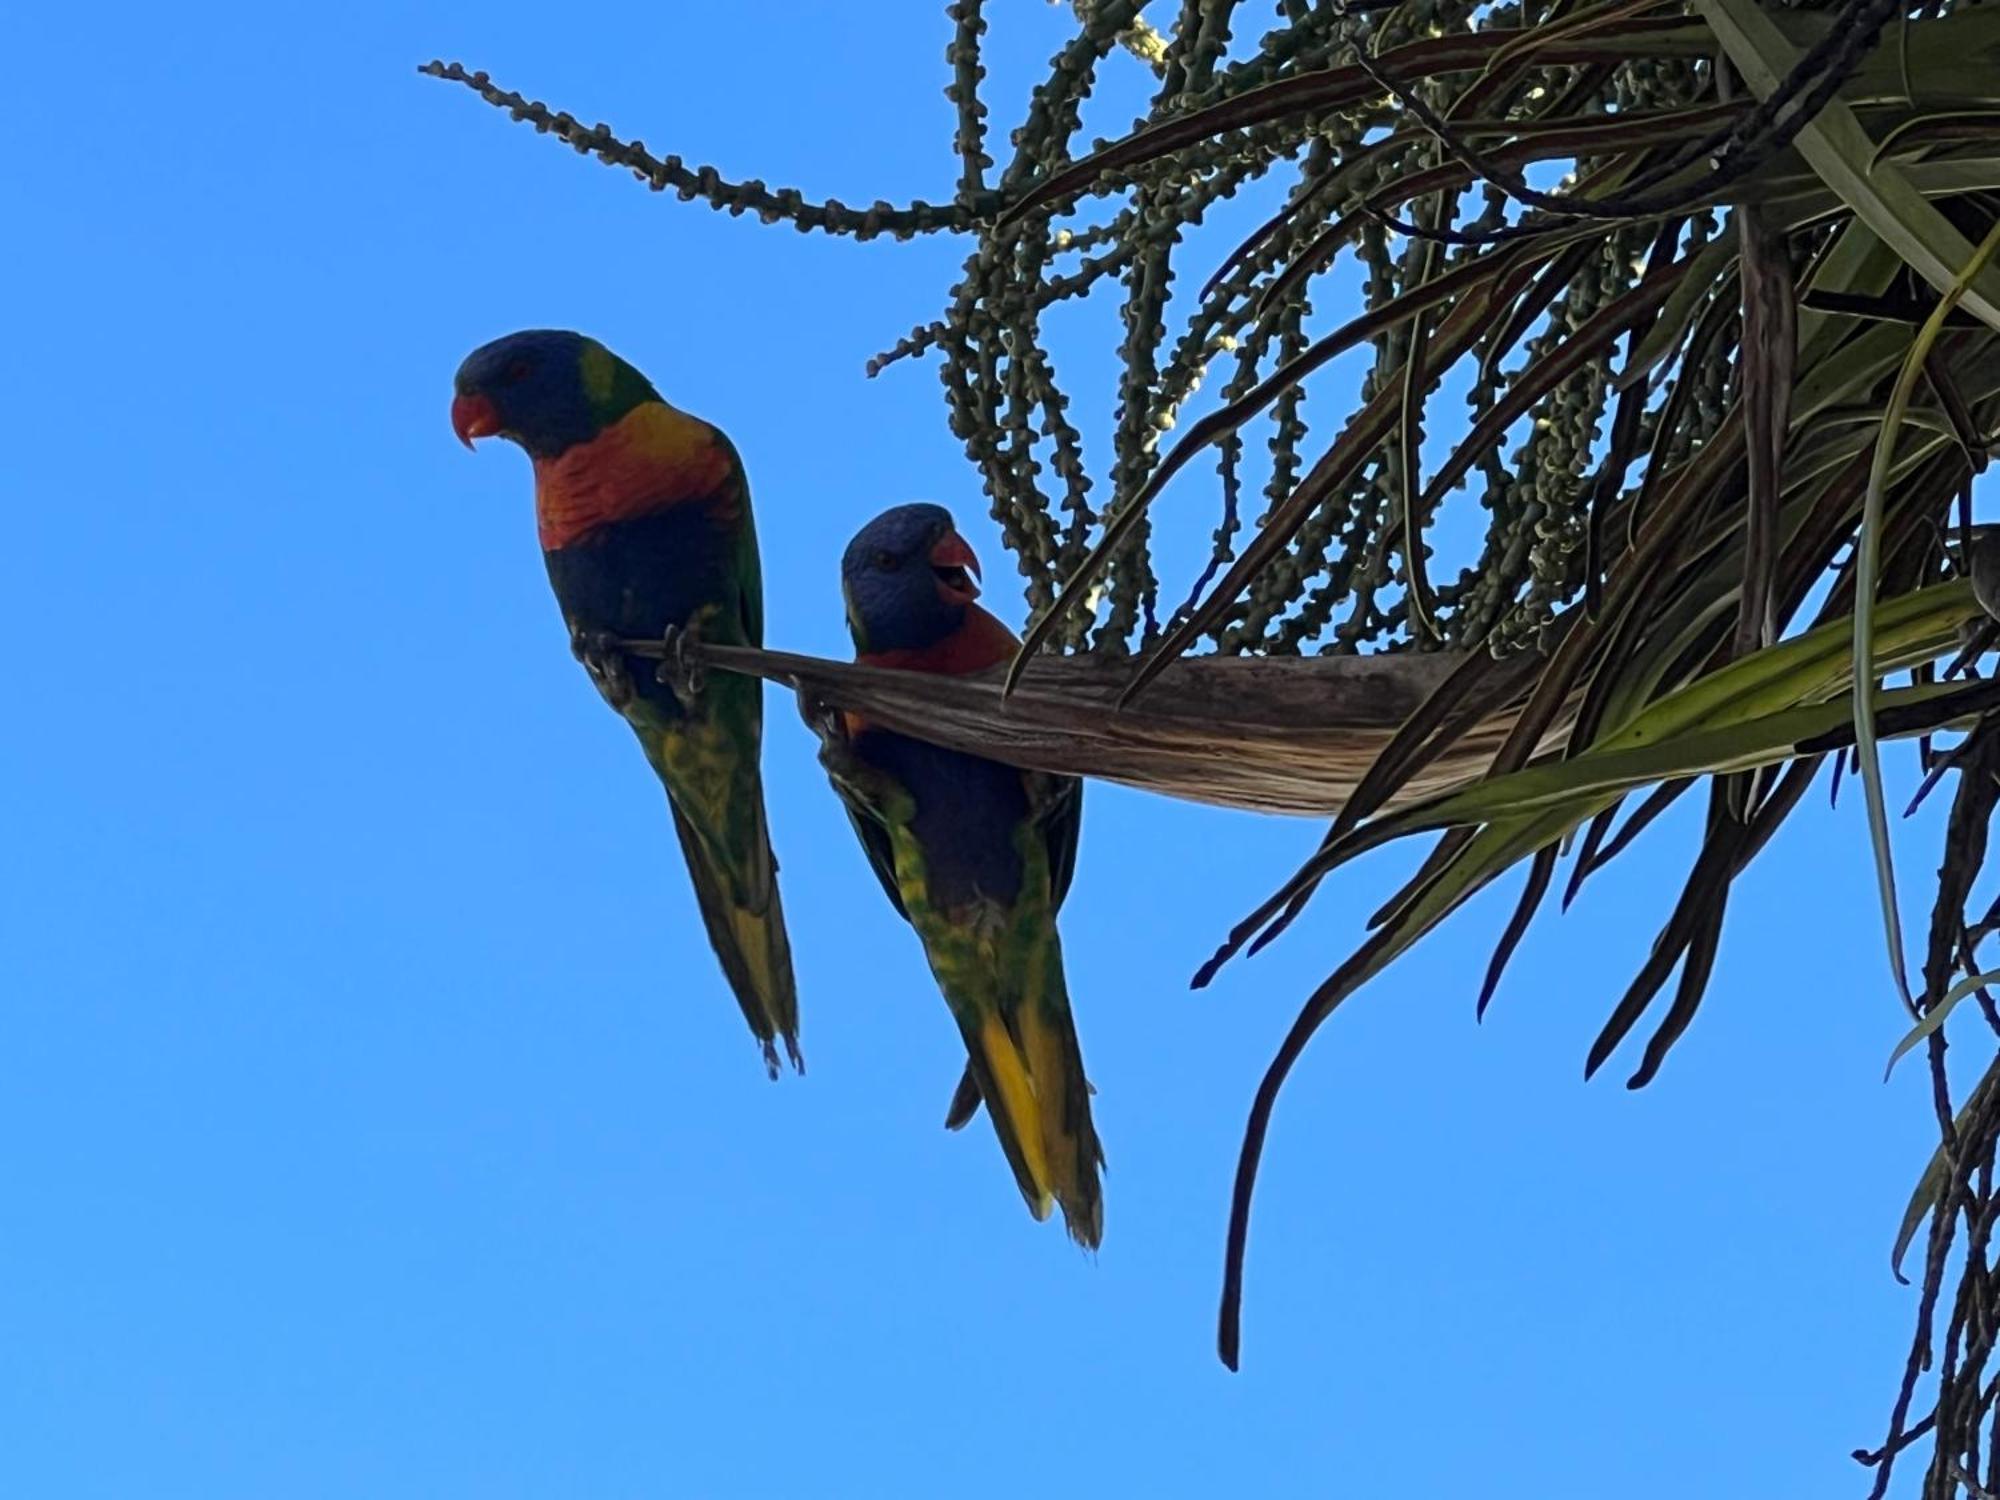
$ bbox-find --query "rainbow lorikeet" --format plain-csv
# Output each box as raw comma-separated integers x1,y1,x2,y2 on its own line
813,504,1103,1244
451,329,799,1075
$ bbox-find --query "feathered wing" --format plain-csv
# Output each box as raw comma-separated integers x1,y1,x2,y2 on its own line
836,787,910,919
942,772,1085,1132
819,734,987,1127
1040,773,1084,913
635,663,799,1075
828,749,990,1129
662,783,800,1076
821,734,1101,1243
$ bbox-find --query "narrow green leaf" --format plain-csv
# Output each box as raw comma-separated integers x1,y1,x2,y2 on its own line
1882,970,2000,1079
1593,579,1973,754
1893,1053,2000,1278
1421,679,1986,829
1852,216,2000,1010
1619,228,1738,390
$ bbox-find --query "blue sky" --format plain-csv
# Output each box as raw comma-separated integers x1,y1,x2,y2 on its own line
2,4,1961,1495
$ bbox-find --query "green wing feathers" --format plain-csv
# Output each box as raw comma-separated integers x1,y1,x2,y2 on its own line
636,673,800,1075
938,775,1086,1141
665,794,799,1076
818,727,1100,1242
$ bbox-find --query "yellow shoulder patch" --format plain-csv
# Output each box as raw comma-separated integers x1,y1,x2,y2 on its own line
578,340,619,404
622,400,726,476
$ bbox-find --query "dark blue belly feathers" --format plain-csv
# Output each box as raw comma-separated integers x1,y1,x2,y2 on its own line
543,507,736,715
856,729,1031,910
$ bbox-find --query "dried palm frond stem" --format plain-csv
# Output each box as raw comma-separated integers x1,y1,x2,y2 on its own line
682,638,1539,816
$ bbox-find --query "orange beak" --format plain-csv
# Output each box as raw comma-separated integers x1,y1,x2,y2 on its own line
928,528,982,605
450,391,502,449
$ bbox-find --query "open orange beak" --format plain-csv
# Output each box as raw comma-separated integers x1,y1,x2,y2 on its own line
450,391,502,449
928,529,982,605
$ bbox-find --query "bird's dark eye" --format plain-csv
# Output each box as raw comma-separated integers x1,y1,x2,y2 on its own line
873,550,901,571
503,359,532,385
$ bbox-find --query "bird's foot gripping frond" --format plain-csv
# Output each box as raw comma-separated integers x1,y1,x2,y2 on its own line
653,622,706,712
799,691,881,796
569,625,636,710
796,685,841,743
806,705,904,818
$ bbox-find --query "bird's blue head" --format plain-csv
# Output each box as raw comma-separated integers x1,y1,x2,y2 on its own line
841,503,984,654
451,329,658,461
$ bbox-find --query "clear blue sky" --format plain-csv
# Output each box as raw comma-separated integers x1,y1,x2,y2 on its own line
3,5,1958,1495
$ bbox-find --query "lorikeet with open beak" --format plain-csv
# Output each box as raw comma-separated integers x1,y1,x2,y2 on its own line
814,504,1103,1244
451,329,799,1076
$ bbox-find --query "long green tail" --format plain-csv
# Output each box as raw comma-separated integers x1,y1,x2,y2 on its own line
633,692,800,1076
666,793,800,1076
939,933,1102,1246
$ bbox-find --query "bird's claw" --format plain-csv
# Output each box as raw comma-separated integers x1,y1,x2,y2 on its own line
569,626,635,710
796,685,844,744
800,692,875,800
654,624,705,711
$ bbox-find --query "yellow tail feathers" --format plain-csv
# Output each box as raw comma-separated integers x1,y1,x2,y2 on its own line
723,894,801,1068
958,1002,1103,1247
666,797,801,1077
972,1014,1055,1222
1017,1001,1104,1248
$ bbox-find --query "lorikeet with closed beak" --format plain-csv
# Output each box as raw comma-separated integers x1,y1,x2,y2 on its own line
451,329,799,1075
816,503,1103,1244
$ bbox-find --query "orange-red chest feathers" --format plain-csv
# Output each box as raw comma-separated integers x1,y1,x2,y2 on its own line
846,605,1019,738
532,400,738,551
857,604,1018,674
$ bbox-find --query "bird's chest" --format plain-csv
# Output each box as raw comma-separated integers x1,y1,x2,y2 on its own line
542,507,734,641
859,731,1032,912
